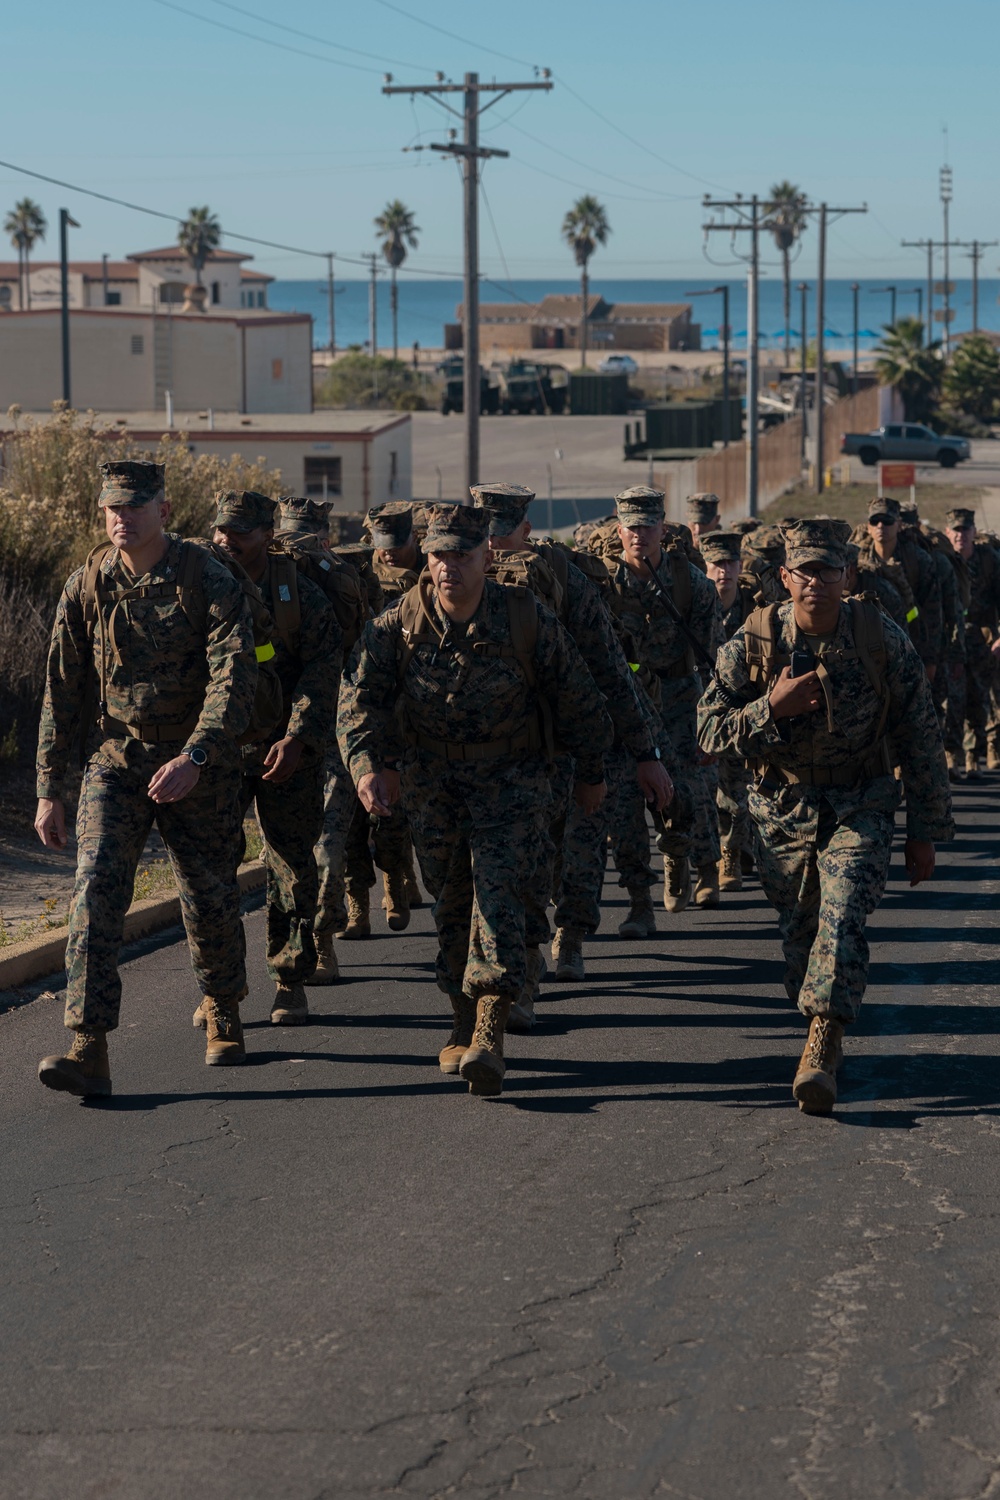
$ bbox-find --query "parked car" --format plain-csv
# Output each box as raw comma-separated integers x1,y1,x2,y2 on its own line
840,423,971,468
598,354,639,377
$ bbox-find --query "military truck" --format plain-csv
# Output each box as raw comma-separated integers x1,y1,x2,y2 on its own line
437,358,500,415
495,360,569,415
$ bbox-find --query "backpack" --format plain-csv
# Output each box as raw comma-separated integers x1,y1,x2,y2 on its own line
743,596,890,752
334,543,385,618
852,531,919,627
79,536,283,759
268,533,368,655
487,547,564,620
395,574,554,759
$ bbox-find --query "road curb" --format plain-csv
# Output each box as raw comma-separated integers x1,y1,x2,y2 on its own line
0,861,267,994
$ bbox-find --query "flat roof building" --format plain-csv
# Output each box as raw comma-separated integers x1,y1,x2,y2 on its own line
448,293,701,354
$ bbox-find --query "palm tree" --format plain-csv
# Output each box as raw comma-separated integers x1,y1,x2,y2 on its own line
764,182,807,368
561,195,610,368
374,200,420,362
178,206,221,287
4,198,47,310
875,317,944,423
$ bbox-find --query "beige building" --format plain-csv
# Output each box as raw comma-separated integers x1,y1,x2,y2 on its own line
0,306,312,414
0,246,272,312
448,293,700,354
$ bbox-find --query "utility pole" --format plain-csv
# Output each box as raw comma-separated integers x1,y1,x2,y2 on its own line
957,240,997,332
851,282,859,395
325,252,336,357
798,281,808,468
702,196,764,512
870,284,898,327
384,70,552,496
807,200,867,494
902,239,935,345
940,164,953,355
685,284,731,443
102,252,109,307
59,208,80,404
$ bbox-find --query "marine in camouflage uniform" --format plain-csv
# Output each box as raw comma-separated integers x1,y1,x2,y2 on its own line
700,529,760,892
272,498,362,953
698,518,953,1114
212,490,342,1023
340,501,426,937
471,483,672,994
338,504,613,1097
606,486,724,915
845,542,908,630
856,495,943,676
35,461,258,1096
896,503,969,753
686,492,722,551
943,506,1000,777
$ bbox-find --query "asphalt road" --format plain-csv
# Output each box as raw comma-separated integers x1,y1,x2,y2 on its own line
2,783,1000,1500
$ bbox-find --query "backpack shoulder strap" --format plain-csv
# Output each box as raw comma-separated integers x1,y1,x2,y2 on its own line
849,595,890,739
669,545,692,616
81,541,115,637
396,575,440,685
743,602,784,688
267,552,301,653
504,585,539,688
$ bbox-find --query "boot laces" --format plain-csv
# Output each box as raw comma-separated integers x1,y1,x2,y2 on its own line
69,1030,104,1061
806,1018,838,1070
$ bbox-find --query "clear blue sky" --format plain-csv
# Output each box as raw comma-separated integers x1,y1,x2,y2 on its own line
3,0,998,283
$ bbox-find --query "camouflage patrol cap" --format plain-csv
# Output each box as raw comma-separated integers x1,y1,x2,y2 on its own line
470,481,535,536
423,502,490,554
742,524,786,562
699,529,743,564
615,485,665,527
868,495,901,524
685,491,721,526
945,506,976,529
781,517,849,570
898,498,920,524
730,516,761,535
213,489,276,533
276,496,334,537
98,460,165,508
844,541,861,566
368,501,414,548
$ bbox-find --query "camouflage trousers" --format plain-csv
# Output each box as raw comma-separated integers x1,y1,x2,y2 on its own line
314,743,360,937
552,754,613,934
403,753,551,1002
241,753,325,985
717,756,751,853
65,751,246,1032
936,659,967,751
749,784,896,1023
344,795,415,892
606,748,690,893
955,641,995,758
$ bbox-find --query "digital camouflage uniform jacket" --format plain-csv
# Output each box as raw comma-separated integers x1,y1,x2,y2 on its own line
611,552,723,682
252,556,342,763
697,601,954,843
37,534,256,798
338,577,613,784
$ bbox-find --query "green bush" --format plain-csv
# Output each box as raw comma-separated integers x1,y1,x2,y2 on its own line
315,353,430,411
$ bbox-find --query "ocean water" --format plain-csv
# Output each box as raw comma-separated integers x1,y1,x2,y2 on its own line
267,276,1000,355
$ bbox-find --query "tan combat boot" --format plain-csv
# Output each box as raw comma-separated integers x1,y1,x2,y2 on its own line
335,886,370,940
305,931,339,986
382,868,411,931
988,742,1000,772
663,854,692,913
619,889,656,938
193,983,247,1028
965,750,982,780
508,946,547,1031
38,1029,112,1099
460,995,513,1096
945,750,962,784
402,852,424,909
552,926,585,981
438,994,478,1074
792,1016,844,1115
693,861,720,908
719,847,742,892
271,982,309,1026
204,997,246,1065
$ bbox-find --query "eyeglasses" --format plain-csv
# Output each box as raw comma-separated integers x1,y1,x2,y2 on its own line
868,515,897,526
787,565,845,585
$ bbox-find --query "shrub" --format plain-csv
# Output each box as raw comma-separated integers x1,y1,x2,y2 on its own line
315,352,430,411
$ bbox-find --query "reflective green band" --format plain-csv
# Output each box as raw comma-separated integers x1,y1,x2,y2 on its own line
906,607,919,623
628,662,640,673
255,641,276,662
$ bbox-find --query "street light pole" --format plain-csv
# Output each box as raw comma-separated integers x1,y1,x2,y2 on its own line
684,284,731,443
59,208,80,404
851,282,859,395
798,281,808,469
325,252,336,357
940,164,953,355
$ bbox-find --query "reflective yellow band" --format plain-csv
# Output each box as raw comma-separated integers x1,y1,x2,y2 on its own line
628,662,640,673
906,607,919,623
255,641,276,662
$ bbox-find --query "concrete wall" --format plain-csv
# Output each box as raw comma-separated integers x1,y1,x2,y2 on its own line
243,321,313,414
0,311,156,410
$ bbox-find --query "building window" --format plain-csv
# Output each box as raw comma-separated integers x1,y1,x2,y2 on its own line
304,457,342,497
131,335,144,355
257,290,266,307
106,290,122,306
211,281,220,305
159,281,186,304
271,359,283,382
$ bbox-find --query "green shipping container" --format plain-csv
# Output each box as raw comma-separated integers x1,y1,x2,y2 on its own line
569,372,629,415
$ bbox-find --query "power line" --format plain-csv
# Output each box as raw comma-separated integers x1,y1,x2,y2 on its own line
503,120,690,201
369,0,536,69
479,175,514,292
148,0,382,73
202,0,435,71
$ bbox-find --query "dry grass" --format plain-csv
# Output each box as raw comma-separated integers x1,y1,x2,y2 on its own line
761,479,986,532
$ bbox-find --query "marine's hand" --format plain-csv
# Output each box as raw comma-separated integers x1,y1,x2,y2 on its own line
35,798,68,850
768,666,821,719
358,769,400,817
148,756,201,804
573,780,607,815
262,736,304,784
991,635,1000,660
904,838,935,886
636,760,673,812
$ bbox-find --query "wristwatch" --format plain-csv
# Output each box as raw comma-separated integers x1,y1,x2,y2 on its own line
635,747,662,764
184,746,209,768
